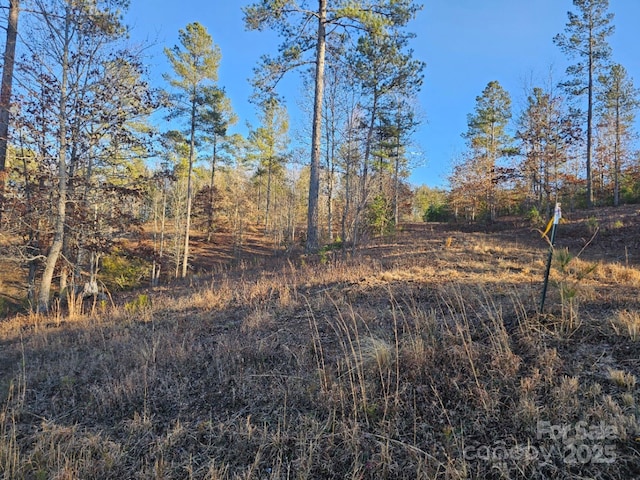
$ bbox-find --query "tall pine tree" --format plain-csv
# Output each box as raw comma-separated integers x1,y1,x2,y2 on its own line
164,22,221,277
197,85,237,241
554,0,614,208
597,63,639,206
247,98,289,235
243,0,422,252
462,81,513,221
0,0,19,223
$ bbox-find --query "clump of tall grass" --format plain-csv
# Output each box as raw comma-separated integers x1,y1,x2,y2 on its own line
611,310,640,341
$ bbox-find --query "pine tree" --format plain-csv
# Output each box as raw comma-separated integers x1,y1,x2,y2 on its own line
516,83,578,214
247,98,289,235
164,22,221,277
350,30,424,242
197,85,237,241
554,0,614,208
597,63,639,206
0,0,19,223
243,0,422,252
462,81,513,220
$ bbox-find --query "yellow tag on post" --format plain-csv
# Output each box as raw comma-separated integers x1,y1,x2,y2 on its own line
541,217,554,239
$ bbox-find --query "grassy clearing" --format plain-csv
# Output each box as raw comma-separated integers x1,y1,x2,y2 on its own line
0,220,639,479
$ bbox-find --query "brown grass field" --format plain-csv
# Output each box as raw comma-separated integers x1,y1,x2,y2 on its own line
0,206,639,479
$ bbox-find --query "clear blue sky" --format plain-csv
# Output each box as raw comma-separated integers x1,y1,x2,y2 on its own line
125,0,640,188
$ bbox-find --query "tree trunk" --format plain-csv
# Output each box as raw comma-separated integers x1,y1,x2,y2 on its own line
326,165,334,242
159,189,166,281
488,122,496,221
20,131,39,309
613,98,620,207
393,110,401,226
353,90,379,250
181,94,197,278
0,0,19,223
586,40,594,208
207,137,217,242
306,0,326,253
152,183,167,286
394,153,400,226
341,129,352,247
265,156,272,234
38,5,70,312
325,117,333,242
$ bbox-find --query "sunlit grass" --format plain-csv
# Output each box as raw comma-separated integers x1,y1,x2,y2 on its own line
0,221,639,478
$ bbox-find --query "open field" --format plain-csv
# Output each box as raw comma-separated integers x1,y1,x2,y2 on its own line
0,207,639,479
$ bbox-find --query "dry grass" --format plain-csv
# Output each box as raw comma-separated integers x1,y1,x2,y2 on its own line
1,218,639,479
612,310,640,341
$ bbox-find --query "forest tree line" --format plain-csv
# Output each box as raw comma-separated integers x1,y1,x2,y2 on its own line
0,0,425,312
0,0,638,313
447,0,639,222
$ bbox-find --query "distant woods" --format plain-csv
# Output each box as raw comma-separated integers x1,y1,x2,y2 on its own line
449,0,640,222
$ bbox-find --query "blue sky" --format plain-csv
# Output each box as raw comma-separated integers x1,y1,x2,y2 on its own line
125,0,640,188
